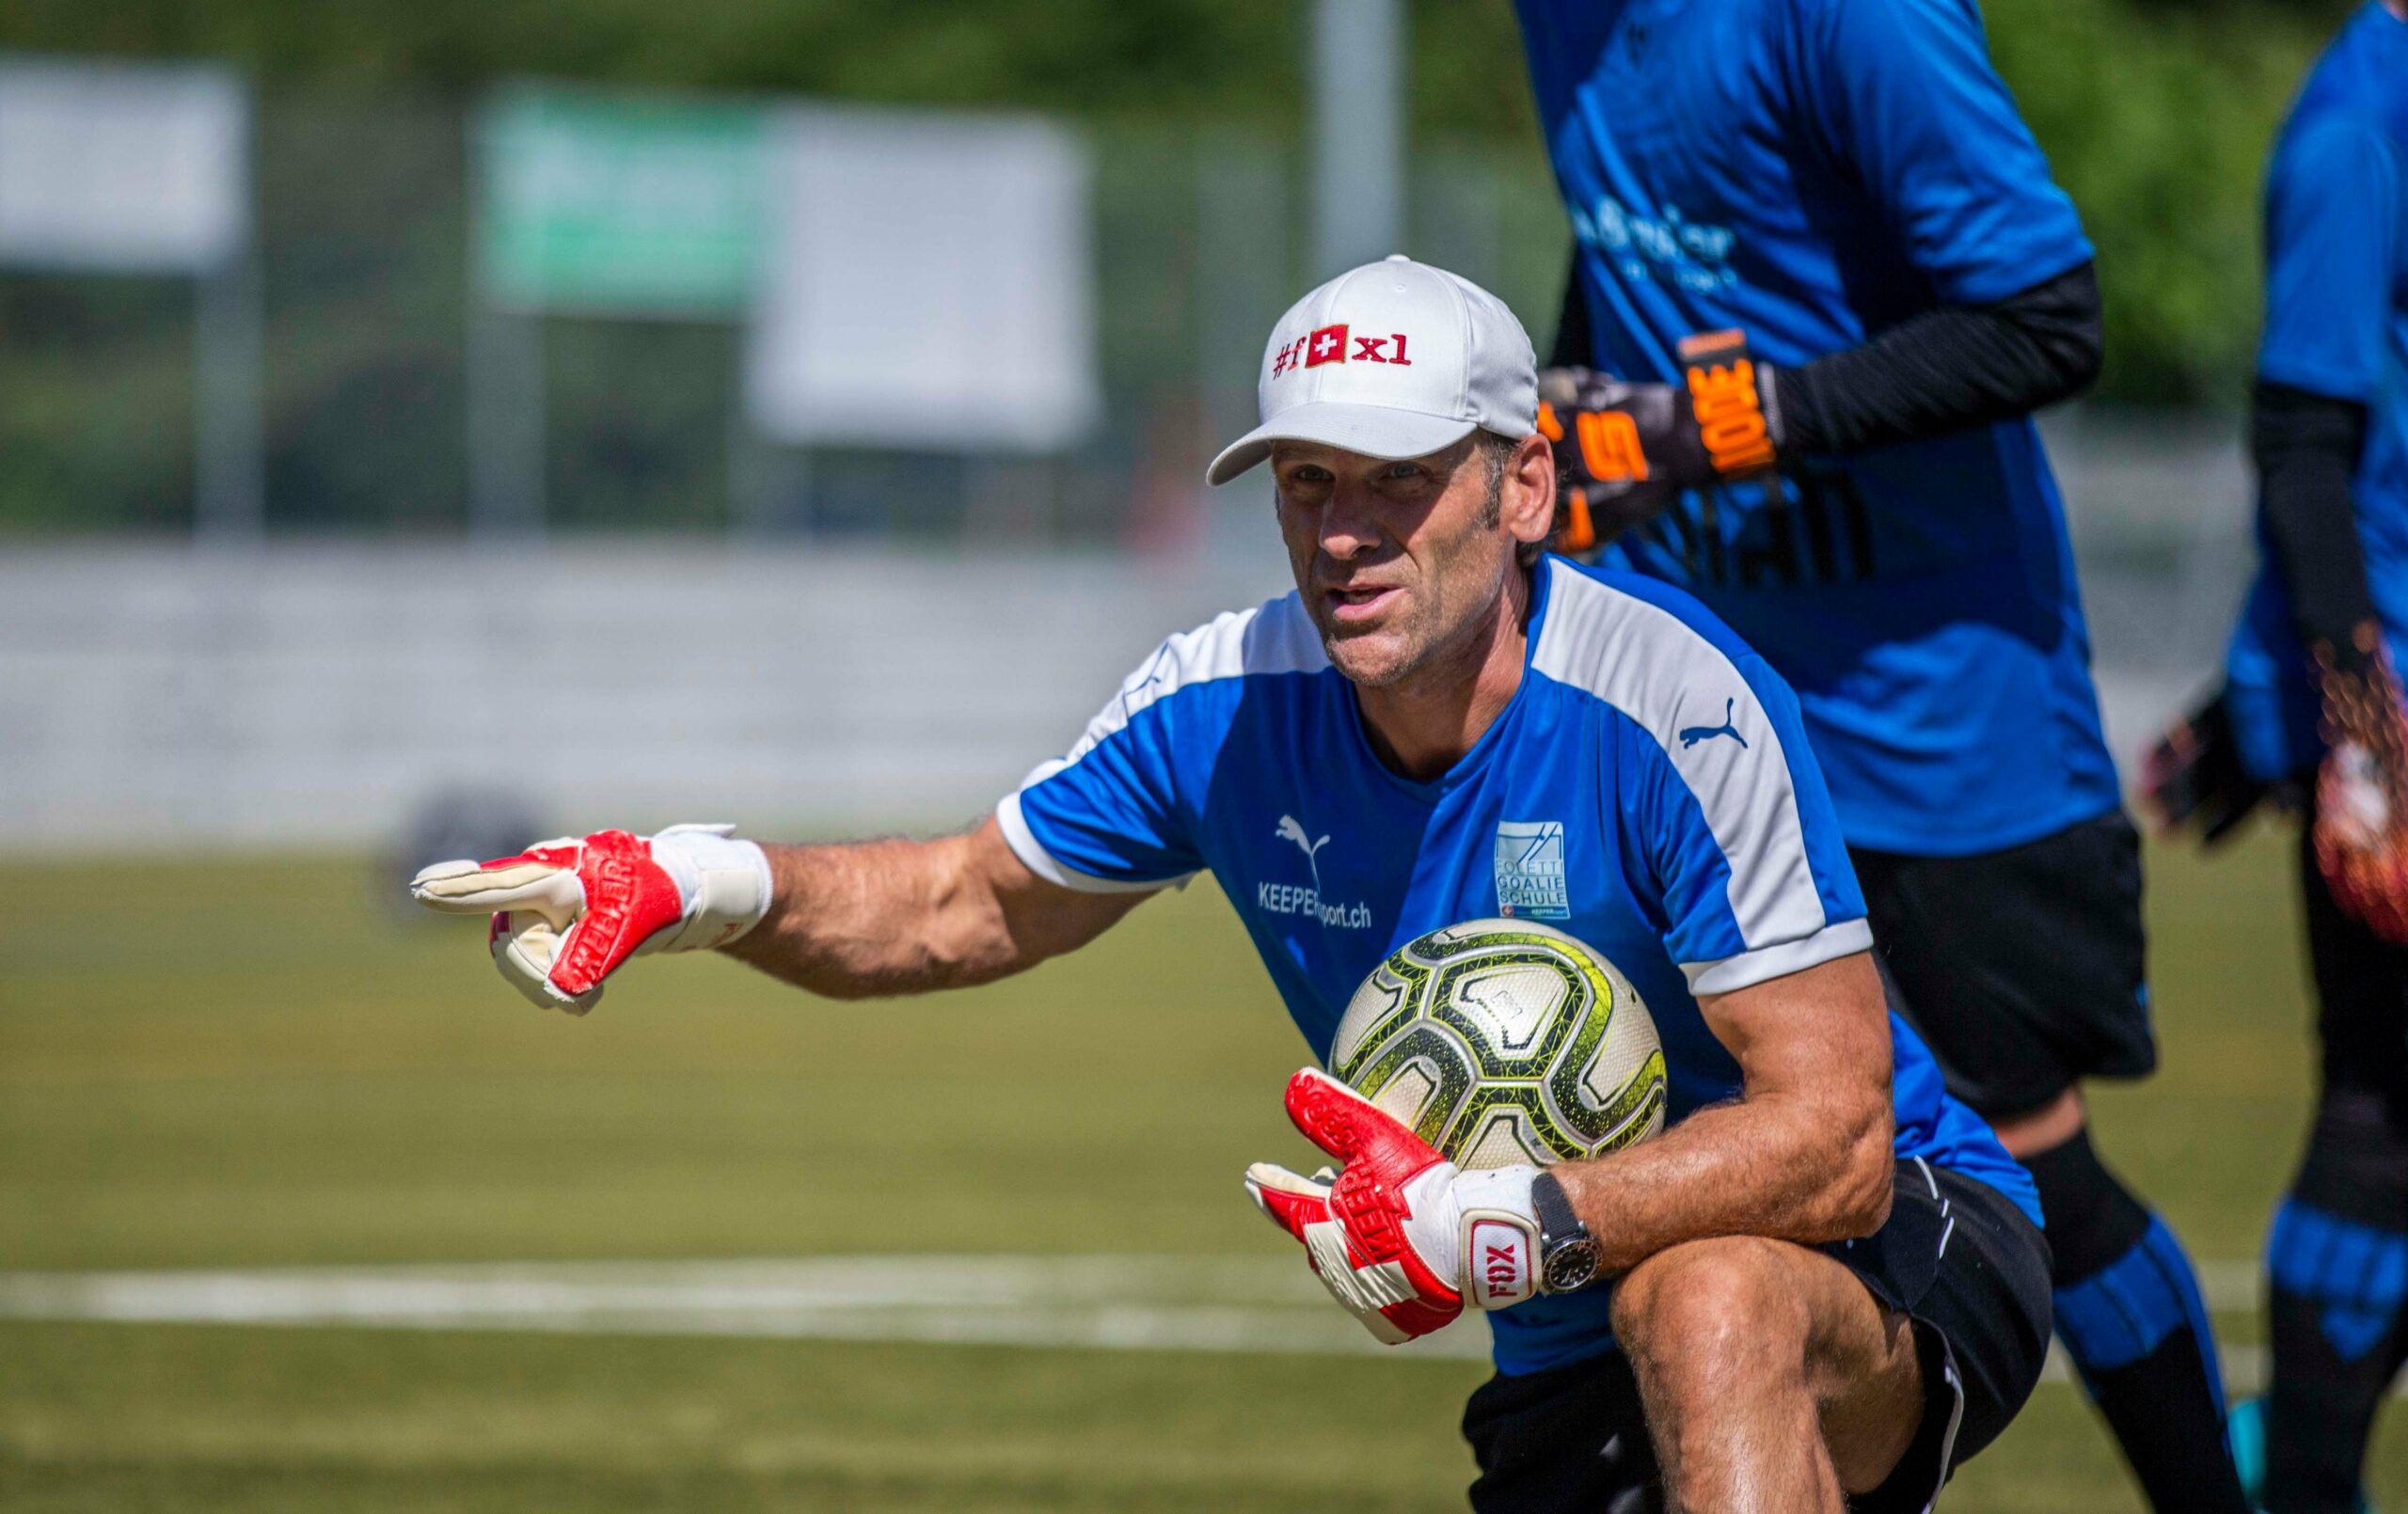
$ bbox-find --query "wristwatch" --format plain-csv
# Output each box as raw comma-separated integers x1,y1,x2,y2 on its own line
1529,1171,1603,1293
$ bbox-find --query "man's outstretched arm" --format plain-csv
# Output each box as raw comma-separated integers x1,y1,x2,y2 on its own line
413,817,1149,1012
725,820,1150,1000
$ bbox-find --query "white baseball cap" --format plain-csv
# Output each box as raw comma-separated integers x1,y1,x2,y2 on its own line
1206,255,1539,486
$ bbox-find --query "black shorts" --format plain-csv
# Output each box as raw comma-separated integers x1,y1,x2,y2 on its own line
1850,810,2155,1121
1462,1160,2052,1514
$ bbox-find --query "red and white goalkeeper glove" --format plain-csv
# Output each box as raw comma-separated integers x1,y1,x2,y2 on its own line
1245,1067,1545,1345
2313,636,2408,944
409,825,773,1013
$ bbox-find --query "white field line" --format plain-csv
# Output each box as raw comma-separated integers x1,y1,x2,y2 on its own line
0,1255,1492,1362
0,1254,2388,1395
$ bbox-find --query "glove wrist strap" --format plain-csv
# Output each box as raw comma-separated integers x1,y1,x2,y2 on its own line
1446,1167,1543,1310
1677,328,1780,479
651,828,775,952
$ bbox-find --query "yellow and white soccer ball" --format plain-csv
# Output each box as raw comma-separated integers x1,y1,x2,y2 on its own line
1329,919,1668,1169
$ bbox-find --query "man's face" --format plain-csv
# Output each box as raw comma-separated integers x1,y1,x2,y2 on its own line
1272,435,1535,688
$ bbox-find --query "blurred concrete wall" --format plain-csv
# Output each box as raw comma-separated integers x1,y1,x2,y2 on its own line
0,410,2265,853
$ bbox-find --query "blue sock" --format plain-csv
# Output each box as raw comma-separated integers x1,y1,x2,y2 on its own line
2024,1129,2248,1512
2267,1197,2408,1364
2053,1213,2229,1411
2262,1196,2405,1514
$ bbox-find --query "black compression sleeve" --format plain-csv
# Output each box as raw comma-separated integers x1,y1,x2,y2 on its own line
1548,253,1592,371
2255,380,2376,667
1770,260,2104,454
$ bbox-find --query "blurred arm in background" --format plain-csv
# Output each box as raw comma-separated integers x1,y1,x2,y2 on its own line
2254,379,2376,665
1548,256,2102,457
2148,115,2401,877
2246,114,2408,941
1532,0,2104,546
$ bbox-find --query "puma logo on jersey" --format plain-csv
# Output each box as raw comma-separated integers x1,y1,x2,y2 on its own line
1275,814,1331,891
1262,815,1371,930
1679,698,1747,749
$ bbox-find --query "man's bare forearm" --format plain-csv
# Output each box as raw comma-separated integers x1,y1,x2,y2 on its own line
1553,1089,1894,1276
721,820,1148,1000
1552,952,1898,1275
720,834,998,998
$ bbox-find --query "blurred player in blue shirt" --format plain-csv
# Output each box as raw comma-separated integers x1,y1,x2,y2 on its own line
2150,5,2408,1509
1515,0,2245,1508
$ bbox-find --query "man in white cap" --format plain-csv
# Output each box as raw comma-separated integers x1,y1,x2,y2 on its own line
411,258,2050,1512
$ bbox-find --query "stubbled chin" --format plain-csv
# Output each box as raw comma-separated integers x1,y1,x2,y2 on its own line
1320,628,1415,688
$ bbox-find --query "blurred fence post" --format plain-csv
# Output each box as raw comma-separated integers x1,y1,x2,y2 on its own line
1412,152,1505,303
1311,0,1405,279
466,302,547,537
1196,134,1290,465
194,239,264,540
725,401,771,536
466,92,545,538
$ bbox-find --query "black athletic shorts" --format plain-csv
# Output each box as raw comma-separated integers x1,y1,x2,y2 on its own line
1850,810,2154,1121
1462,1159,2052,1514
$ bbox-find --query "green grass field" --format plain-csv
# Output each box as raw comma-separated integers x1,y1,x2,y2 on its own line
1,829,2401,1510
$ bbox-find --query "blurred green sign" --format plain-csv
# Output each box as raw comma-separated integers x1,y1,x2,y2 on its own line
478,87,767,318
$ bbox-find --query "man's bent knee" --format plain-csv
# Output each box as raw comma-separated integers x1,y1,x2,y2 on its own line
1611,1237,1814,1394
1610,1235,1925,1495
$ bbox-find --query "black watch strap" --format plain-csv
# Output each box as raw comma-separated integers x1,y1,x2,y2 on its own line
1530,1170,1582,1242
1529,1170,1602,1295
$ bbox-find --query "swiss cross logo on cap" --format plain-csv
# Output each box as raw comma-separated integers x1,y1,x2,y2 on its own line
1271,325,1417,380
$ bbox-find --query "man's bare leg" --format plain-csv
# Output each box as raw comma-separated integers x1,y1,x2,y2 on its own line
1610,1235,1925,1514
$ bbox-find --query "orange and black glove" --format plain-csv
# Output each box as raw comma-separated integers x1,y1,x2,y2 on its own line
1537,330,1782,553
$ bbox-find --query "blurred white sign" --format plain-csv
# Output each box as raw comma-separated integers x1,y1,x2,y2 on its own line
745,107,1100,452
0,59,247,274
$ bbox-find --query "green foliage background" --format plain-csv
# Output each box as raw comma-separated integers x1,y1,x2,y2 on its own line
1983,0,2337,405
0,0,2360,534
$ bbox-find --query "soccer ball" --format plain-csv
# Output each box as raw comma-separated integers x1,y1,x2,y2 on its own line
1329,919,1668,1169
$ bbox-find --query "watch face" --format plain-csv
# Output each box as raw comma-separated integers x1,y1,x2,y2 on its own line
1543,1238,1602,1294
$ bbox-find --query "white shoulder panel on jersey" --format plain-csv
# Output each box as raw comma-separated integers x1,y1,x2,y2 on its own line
1531,560,1869,994
1037,591,1326,772
994,592,1328,894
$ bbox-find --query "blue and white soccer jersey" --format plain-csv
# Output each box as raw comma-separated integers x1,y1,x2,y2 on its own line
998,557,2039,1374
2226,1,2408,781
1513,0,2122,855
